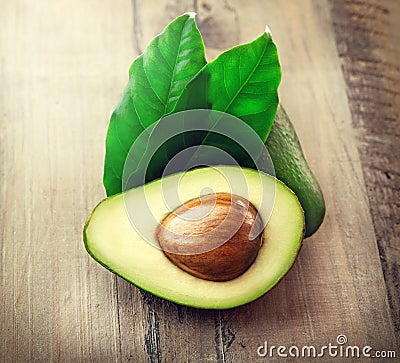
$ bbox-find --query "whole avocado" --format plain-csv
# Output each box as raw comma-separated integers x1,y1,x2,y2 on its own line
266,105,325,237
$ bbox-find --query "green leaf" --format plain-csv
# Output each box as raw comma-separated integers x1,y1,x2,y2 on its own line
175,31,281,142
172,30,281,173
103,13,206,196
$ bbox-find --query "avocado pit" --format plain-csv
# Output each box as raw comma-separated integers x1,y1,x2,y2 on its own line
156,192,264,281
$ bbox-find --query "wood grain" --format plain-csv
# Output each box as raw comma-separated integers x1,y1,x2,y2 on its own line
0,0,398,362
0,0,135,361
329,0,400,348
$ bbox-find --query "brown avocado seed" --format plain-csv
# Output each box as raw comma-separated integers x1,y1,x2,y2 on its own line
156,193,264,281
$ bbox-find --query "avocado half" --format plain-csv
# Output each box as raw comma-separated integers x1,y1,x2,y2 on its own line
84,166,304,309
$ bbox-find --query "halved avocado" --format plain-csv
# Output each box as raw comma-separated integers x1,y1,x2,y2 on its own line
84,166,304,309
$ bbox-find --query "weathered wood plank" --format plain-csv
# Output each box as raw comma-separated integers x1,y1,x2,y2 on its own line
131,0,397,362
0,0,135,361
329,0,400,348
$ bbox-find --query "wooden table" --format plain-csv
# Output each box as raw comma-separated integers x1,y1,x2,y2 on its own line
1,0,399,362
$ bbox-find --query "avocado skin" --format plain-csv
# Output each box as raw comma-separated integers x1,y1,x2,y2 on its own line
266,105,325,237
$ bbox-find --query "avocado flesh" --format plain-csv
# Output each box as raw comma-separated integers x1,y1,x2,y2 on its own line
84,166,304,309
266,105,325,237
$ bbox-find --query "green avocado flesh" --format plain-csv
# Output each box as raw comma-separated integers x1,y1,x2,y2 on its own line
266,105,325,237
84,166,304,309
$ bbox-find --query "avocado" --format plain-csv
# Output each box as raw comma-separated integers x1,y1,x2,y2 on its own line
84,166,304,309
265,105,325,237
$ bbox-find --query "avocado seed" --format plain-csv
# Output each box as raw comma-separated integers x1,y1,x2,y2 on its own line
156,193,263,281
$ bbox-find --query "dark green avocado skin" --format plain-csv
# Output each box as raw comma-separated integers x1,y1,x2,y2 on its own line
266,105,325,237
